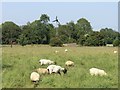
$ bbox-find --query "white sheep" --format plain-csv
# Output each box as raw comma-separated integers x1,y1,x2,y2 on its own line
47,65,67,75
35,68,48,75
89,68,107,76
114,51,117,54
55,50,59,54
65,60,74,66
65,49,68,52
39,59,56,65
30,72,40,82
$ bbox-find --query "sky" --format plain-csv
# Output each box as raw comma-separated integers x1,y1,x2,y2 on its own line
1,1,118,31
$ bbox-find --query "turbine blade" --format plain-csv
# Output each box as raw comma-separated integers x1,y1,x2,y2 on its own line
52,20,56,22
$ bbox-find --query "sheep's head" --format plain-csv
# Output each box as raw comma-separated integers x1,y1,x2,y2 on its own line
47,69,50,74
51,61,57,65
103,72,107,76
63,68,67,74
39,60,41,63
34,69,38,72
54,61,57,65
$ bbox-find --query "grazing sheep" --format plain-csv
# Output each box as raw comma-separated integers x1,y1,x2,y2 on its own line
35,68,48,75
65,49,68,52
65,60,74,66
55,50,59,54
47,65,67,75
39,59,56,65
89,68,107,76
114,51,117,54
30,72,40,82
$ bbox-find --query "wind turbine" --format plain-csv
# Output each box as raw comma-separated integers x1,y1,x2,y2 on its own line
53,16,60,25
53,16,60,36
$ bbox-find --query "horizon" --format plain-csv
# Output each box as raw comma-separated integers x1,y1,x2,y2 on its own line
1,2,118,31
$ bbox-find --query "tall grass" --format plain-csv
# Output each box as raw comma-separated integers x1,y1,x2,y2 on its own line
2,45,118,88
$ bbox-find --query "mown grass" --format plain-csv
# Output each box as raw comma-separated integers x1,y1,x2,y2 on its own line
2,45,118,88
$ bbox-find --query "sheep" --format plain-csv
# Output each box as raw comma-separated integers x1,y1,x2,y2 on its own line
114,50,117,54
39,59,56,65
55,50,59,54
47,65,67,75
30,72,41,88
65,49,68,52
35,68,48,75
89,68,107,76
65,60,74,66
30,72,40,82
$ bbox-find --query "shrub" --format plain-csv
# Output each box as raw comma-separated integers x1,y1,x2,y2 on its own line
18,34,27,46
113,39,119,46
59,35,68,43
50,37,63,47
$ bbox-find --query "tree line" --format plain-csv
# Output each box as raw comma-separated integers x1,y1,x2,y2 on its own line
1,14,120,47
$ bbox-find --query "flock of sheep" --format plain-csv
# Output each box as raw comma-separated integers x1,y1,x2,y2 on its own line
30,49,117,87
30,59,73,87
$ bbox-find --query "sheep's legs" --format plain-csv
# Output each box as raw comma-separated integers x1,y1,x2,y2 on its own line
58,71,61,75
49,70,52,74
47,69,50,74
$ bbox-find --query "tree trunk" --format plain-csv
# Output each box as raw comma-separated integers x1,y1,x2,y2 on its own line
10,40,12,48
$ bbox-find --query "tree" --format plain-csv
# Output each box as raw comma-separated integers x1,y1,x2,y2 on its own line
113,39,119,46
30,19,54,44
0,24,2,44
40,14,50,24
46,24,55,44
18,14,54,45
18,34,28,46
80,31,106,46
76,18,92,34
59,35,69,44
19,24,34,44
58,25,69,43
100,28,118,44
66,21,77,42
2,21,21,47
78,35,86,46
2,16,120,47
75,18,93,44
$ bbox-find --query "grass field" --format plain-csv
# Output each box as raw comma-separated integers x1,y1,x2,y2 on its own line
2,45,118,88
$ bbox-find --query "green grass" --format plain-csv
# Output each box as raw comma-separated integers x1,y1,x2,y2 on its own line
2,45,118,88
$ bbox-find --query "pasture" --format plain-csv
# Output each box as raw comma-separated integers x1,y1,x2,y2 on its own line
2,45,118,88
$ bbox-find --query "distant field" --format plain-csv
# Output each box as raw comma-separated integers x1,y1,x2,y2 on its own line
2,45,118,88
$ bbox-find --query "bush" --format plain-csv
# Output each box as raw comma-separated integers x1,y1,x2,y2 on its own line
18,34,27,46
50,37,63,47
59,35,68,43
113,39,119,46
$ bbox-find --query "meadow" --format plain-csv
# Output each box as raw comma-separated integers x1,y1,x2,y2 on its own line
2,45,118,88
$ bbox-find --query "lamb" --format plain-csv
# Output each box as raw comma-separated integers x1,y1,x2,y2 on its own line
55,50,59,54
30,72,40,82
65,49,68,52
114,51,117,54
65,60,74,66
39,59,56,65
89,68,107,76
47,65,67,75
35,68,48,75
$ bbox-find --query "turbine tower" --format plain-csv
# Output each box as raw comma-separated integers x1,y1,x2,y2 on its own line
53,16,60,36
